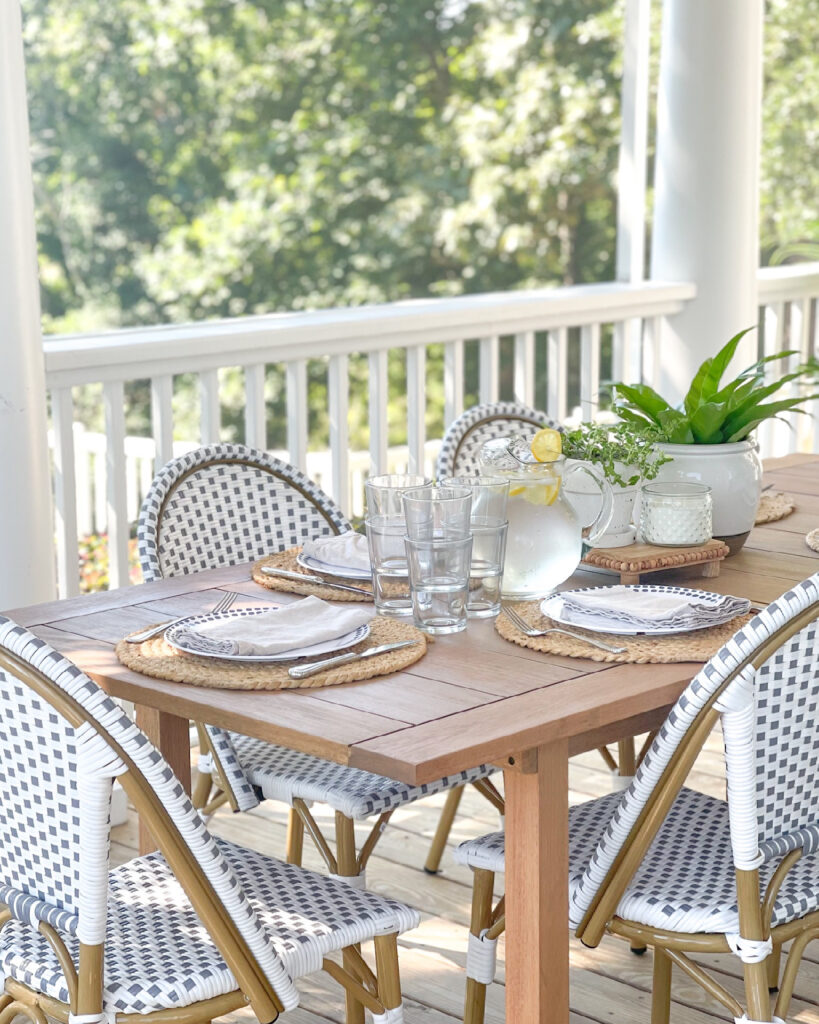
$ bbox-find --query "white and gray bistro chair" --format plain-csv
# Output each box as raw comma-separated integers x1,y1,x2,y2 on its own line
137,443,503,890
0,617,418,1024
454,572,819,1024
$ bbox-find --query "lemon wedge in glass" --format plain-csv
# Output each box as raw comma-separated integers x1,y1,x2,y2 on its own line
530,427,562,463
508,481,560,505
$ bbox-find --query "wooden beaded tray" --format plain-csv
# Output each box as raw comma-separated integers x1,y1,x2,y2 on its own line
582,538,729,585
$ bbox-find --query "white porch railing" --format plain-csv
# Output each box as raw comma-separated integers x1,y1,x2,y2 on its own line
45,269,819,598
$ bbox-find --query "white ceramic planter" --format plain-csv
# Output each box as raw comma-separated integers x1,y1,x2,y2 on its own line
653,440,762,548
564,460,639,548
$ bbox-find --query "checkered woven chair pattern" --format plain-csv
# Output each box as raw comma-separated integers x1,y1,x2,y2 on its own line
453,572,819,1024
0,617,418,1024
434,400,561,479
138,443,502,888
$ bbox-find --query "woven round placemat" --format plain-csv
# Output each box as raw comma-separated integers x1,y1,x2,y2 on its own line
806,529,819,553
495,602,753,664
755,491,795,525
115,615,427,690
252,548,373,602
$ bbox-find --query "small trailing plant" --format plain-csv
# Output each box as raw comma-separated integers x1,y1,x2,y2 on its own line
562,421,670,487
610,327,819,444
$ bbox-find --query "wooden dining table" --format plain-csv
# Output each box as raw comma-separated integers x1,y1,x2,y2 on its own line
5,451,819,1024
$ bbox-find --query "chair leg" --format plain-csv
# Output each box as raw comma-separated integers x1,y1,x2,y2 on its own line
285,806,304,865
374,932,403,1018
424,785,465,874
336,813,365,1024
743,960,774,1022
464,868,495,1024
651,947,672,1024
191,769,213,810
767,942,781,992
617,737,636,778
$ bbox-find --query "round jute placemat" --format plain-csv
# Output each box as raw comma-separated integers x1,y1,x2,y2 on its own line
115,615,427,690
805,529,819,553
252,548,373,602
755,491,795,525
495,602,753,664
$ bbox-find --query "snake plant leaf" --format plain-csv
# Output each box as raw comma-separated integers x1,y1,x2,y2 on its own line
724,394,819,441
683,326,757,415
611,383,674,423
611,404,658,428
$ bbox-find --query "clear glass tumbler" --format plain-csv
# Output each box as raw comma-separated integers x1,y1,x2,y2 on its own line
404,535,473,635
639,481,713,546
401,485,473,540
466,517,508,618
439,475,510,521
365,515,413,617
365,474,431,517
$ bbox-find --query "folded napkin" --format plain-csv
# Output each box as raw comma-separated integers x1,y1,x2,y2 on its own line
301,531,371,573
557,587,750,631
177,597,372,657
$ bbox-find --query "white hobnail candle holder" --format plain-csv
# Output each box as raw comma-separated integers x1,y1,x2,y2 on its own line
639,481,713,547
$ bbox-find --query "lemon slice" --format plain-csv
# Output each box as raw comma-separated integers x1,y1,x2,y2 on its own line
530,427,562,463
522,481,561,505
508,486,526,497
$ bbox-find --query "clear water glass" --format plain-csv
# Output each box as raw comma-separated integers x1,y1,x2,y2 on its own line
439,475,510,521
405,535,473,635
365,515,413,617
466,517,508,618
639,482,713,546
365,474,431,517
402,485,473,540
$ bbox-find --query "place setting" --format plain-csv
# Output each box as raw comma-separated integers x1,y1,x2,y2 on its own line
115,594,427,690
251,531,375,601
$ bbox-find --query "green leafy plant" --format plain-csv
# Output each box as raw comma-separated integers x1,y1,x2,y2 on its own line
610,327,819,444
562,421,670,488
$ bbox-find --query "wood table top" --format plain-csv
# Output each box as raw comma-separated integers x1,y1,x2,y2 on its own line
6,452,818,785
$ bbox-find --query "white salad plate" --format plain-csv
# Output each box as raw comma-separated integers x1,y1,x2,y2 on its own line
296,552,372,581
540,585,745,636
164,607,370,662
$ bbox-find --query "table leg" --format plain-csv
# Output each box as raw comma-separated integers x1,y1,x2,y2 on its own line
136,706,192,855
503,739,569,1024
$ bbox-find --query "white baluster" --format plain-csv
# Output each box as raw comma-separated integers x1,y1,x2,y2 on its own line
547,328,568,422
74,423,92,537
513,331,535,407
286,360,308,471
406,345,426,475
444,340,464,426
51,388,79,598
103,381,130,589
479,336,499,403
199,369,221,444
580,323,601,421
368,350,389,475
328,354,350,513
244,363,267,449
759,302,786,457
150,375,174,470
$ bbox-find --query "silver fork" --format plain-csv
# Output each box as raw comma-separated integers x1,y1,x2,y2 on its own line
502,605,626,654
126,590,238,643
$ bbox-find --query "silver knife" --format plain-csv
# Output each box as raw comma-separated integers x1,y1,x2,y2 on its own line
260,565,373,597
288,640,419,679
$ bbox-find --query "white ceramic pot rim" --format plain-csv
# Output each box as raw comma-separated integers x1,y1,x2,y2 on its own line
657,440,758,456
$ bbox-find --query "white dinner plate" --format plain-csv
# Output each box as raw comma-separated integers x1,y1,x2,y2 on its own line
165,607,370,662
540,585,745,636
296,551,372,581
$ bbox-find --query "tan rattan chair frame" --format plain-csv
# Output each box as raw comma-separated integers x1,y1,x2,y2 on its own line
462,597,819,1024
0,647,404,1024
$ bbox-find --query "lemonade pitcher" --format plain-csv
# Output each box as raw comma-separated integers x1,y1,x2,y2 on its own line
480,432,613,599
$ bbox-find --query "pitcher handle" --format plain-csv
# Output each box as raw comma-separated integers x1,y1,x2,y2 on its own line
564,462,613,555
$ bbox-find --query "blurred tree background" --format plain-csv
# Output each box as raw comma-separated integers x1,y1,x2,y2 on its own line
22,0,818,449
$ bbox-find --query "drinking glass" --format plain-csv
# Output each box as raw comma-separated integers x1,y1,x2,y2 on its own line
365,515,413,616
439,475,510,521
405,535,473,634
365,474,431,517
401,485,473,540
466,517,508,618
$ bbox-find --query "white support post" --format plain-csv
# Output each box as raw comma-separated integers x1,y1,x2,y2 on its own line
479,336,499,404
580,324,601,421
51,389,79,598
650,0,763,403
286,360,308,471
199,370,221,444
150,375,174,470
444,340,464,427
328,354,350,514
406,346,426,476
103,381,129,590
244,364,267,450
547,328,568,423
0,2,57,607
513,332,535,407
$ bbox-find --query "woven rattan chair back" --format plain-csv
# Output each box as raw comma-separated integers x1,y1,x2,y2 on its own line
435,401,561,479
0,616,294,1018
138,443,350,582
570,572,819,940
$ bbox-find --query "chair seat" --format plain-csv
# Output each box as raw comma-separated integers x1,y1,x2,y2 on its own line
454,787,819,935
0,838,419,1016
229,732,498,819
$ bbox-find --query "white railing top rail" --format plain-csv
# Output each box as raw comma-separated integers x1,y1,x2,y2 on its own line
757,262,819,304
42,279,695,388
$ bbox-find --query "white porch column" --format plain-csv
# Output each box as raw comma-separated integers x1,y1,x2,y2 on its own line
650,0,764,403
0,1,57,608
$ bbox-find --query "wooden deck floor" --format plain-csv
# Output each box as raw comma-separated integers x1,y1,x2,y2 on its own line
111,734,819,1024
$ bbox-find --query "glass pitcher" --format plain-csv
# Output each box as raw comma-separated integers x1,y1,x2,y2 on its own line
480,434,613,600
